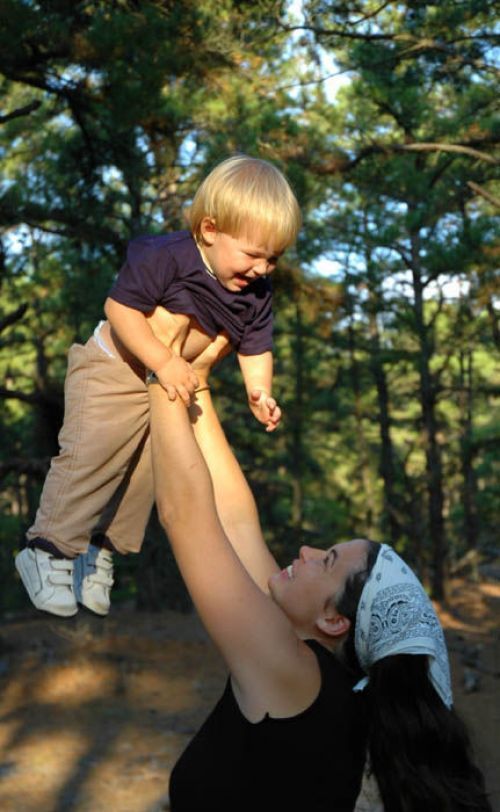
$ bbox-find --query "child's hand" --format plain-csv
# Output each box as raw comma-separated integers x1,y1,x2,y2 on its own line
248,389,282,432
155,354,199,404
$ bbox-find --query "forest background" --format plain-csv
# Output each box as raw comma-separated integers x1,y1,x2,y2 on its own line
0,0,498,614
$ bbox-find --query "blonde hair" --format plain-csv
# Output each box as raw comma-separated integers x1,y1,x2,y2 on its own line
187,155,301,252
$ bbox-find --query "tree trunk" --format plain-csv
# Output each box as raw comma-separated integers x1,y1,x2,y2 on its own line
366,267,401,546
410,231,447,599
459,349,479,561
347,313,376,535
289,296,305,540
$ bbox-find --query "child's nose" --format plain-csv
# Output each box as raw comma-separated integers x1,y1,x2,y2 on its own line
252,259,269,276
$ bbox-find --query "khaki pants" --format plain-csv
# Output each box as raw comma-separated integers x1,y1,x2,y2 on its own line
26,335,154,557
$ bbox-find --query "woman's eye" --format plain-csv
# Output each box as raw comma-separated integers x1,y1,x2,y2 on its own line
323,550,335,569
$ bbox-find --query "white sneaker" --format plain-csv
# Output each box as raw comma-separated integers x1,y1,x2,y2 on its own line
15,547,78,617
73,544,114,616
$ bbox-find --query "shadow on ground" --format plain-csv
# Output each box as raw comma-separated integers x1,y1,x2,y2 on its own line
0,577,498,812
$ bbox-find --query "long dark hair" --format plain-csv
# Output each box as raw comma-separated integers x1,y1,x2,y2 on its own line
336,541,492,812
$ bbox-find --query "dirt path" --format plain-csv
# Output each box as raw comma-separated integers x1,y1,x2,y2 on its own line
0,577,498,812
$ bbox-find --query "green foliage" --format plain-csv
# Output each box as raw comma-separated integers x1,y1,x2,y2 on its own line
0,0,497,609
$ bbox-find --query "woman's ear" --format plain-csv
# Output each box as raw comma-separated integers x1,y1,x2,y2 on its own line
316,612,351,639
200,217,217,245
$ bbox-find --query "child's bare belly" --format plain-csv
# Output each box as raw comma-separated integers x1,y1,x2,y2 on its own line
177,320,214,360
101,311,214,367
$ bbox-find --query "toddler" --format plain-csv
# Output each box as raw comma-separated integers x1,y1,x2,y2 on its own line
15,155,301,617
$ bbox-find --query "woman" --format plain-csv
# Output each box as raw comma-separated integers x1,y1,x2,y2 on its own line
147,330,491,812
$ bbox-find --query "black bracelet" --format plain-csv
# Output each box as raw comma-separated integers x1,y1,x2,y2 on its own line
145,370,160,385
146,371,210,394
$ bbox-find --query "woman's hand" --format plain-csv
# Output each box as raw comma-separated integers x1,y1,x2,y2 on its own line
146,308,190,356
190,331,232,387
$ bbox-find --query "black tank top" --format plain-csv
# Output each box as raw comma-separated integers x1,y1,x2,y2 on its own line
169,639,368,812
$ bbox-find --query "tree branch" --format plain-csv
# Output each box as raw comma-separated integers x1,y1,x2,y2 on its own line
467,181,500,208
0,457,49,481
274,67,353,94
401,142,498,165
310,138,499,176
0,385,61,410
351,1,393,26
279,22,393,41
0,303,29,334
0,100,42,124
0,198,121,248
0,386,43,405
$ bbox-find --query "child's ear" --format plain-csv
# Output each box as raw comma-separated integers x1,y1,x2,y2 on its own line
200,217,217,245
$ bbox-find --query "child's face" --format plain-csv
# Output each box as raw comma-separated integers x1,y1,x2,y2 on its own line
200,218,281,292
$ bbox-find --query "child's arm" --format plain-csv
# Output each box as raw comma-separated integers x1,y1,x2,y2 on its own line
104,298,198,403
237,351,282,432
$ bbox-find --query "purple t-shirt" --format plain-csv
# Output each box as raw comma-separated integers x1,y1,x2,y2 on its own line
108,231,273,355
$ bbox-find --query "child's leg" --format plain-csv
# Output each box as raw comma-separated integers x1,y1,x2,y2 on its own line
72,432,154,616
25,334,150,558
91,430,154,554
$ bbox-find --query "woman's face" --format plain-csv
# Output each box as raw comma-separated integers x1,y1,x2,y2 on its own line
268,539,369,639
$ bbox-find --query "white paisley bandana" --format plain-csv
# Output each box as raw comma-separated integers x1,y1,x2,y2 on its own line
353,544,453,708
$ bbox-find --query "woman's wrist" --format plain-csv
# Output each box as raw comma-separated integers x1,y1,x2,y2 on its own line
146,369,210,395
192,371,210,388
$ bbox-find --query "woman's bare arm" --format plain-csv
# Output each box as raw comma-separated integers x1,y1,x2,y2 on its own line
145,311,279,590
148,381,315,714
189,389,280,593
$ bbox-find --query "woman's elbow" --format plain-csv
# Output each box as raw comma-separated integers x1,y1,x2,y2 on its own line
156,497,176,532
155,492,191,535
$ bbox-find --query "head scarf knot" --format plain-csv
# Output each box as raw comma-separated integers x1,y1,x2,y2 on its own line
353,544,453,708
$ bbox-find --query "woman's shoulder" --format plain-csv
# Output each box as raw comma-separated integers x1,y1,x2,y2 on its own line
234,638,365,724
230,640,365,726
231,636,321,722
